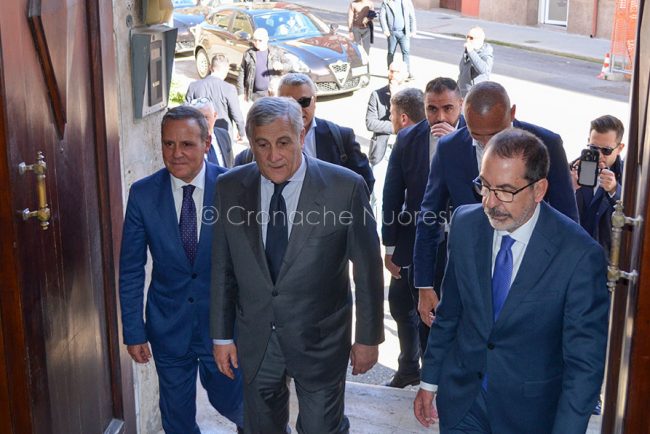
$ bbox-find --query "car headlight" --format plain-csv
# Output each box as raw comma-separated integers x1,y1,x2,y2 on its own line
284,53,310,73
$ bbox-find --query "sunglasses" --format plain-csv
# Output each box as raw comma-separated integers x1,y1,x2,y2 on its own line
466,35,474,40
588,144,620,156
189,97,210,105
294,96,313,108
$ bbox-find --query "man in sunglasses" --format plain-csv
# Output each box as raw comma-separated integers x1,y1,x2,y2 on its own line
414,128,608,434
572,115,625,255
413,81,577,330
457,27,493,98
277,72,375,194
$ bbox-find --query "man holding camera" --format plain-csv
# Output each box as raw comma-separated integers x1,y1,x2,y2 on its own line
571,115,625,253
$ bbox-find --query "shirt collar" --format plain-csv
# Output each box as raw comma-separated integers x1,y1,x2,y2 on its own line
260,153,307,186
306,117,317,134
170,161,206,191
495,203,540,246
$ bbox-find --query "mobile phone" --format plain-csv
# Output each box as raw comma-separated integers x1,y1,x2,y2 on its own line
577,148,600,187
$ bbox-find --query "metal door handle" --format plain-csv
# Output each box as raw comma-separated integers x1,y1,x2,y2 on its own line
607,200,641,291
17,151,51,230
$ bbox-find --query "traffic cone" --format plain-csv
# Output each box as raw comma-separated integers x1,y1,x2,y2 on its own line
597,53,611,79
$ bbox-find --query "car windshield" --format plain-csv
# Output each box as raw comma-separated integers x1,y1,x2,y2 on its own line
253,11,327,41
173,0,197,7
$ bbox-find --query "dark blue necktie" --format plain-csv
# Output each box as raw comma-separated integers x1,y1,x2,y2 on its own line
265,181,289,283
179,185,198,264
483,235,516,391
492,235,516,322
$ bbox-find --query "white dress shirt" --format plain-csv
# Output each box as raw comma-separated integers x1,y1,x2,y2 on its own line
420,204,541,392
303,118,318,158
170,162,206,237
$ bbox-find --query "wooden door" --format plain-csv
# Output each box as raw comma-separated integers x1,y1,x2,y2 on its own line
441,0,462,12
602,0,650,432
0,0,133,432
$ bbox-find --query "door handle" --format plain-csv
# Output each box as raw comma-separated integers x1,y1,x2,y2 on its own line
17,151,51,230
607,200,641,291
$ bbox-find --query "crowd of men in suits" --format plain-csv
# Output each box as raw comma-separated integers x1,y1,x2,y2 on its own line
118,59,620,432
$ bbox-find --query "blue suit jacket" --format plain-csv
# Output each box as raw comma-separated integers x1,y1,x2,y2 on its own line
119,163,227,357
381,117,465,267
424,202,608,434
413,120,578,287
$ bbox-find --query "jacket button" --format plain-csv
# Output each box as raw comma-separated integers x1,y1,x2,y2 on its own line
188,297,194,303
487,342,495,350
191,273,197,279
272,290,278,297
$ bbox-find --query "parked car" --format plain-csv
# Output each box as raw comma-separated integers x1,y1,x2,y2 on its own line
193,2,370,96
172,0,221,54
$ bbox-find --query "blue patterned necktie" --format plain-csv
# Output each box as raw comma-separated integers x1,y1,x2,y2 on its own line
492,235,516,322
265,181,289,283
179,185,198,264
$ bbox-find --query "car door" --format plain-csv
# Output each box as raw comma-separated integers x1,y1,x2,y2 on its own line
230,11,255,74
197,9,237,73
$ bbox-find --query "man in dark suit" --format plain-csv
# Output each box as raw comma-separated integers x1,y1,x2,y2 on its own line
277,72,375,193
185,53,246,141
191,99,235,168
119,106,243,433
414,128,609,434
382,78,463,388
211,97,384,433
572,114,625,254
413,81,578,327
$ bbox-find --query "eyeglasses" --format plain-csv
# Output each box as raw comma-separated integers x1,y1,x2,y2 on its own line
189,97,210,106
293,96,313,108
466,35,474,40
472,177,539,203
588,144,620,156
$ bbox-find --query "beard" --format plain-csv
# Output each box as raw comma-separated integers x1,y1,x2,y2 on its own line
484,200,537,232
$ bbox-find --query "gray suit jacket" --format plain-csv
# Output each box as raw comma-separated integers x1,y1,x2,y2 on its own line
211,156,384,389
365,85,392,166
185,75,246,137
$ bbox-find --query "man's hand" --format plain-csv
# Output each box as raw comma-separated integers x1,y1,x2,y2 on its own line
236,133,244,143
418,288,439,326
350,343,378,375
430,122,455,138
348,31,354,39
569,161,580,191
213,343,239,380
599,167,618,194
127,343,152,364
414,388,439,427
384,254,402,279
384,31,391,38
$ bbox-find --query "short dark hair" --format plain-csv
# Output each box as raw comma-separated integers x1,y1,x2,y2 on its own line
465,81,510,116
487,128,550,182
391,88,425,123
590,115,624,144
161,106,209,141
210,53,229,73
424,77,461,98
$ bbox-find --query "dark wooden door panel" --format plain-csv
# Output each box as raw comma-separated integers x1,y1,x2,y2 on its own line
0,0,124,432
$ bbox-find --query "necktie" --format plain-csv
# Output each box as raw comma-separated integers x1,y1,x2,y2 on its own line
492,235,516,322
179,185,198,264
265,181,289,283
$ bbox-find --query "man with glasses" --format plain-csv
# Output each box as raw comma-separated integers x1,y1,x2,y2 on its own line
413,81,577,328
414,128,608,434
571,115,625,253
458,27,493,97
277,72,375,193
185,53,246,141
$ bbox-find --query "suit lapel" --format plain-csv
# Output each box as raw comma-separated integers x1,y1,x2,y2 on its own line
196,164,217,263
492,204,558,333
155,170,189,267
473,216,494,329
276,157,326,282
238,167,272,281
314,118,334,162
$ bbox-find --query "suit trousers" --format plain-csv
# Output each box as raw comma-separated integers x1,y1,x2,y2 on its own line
244,331,350,434
152,319,244,433
387,31,410,72
441,388,490,434
388,266,429,374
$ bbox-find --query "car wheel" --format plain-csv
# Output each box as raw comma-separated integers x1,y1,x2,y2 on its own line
195,48,210,79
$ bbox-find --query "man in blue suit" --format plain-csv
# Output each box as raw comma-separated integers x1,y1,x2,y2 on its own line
413,81,578,327
414,128,609,434
382,78,463,388
119,106,243,433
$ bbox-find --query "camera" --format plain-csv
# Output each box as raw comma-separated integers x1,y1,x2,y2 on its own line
577,148,600,187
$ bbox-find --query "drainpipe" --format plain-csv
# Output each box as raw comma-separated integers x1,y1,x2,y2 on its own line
592,0,599,37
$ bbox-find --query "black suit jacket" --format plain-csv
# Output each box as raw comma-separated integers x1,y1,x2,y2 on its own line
413,120,578,288
314,117,375,194
213,126,234,168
